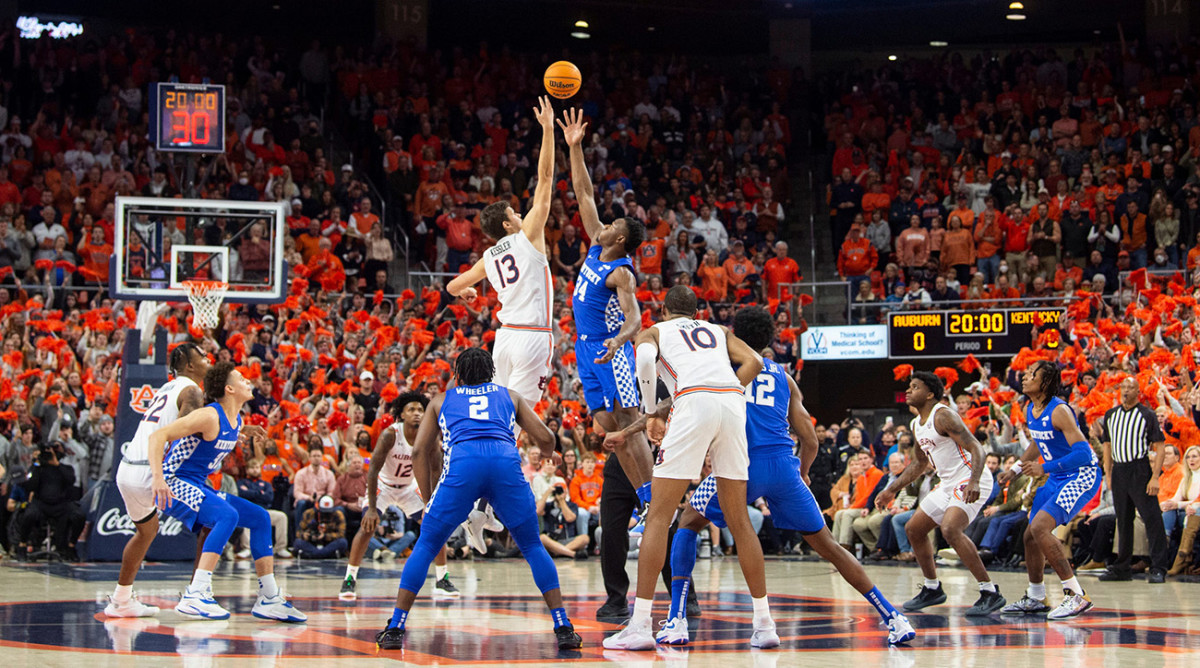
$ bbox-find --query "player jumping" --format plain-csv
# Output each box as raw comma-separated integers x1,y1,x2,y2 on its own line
605,306,916,646
876,371,1006,616
339,392,459,601
148,361,306,622
374,348,582,651
104,342,209,618
999,360,1100,619
602,287,769,650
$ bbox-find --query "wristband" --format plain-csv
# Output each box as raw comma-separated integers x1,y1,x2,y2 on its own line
1009,462,1023,475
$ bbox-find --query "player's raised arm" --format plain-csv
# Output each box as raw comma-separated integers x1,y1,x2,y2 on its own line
722,326,763,388
786,375,819,483
633,328,661,415
511,390,555,458
447,257,487,301
412,394,445,500
934,407,986,503
521,95,557,253
361,426,397,535
596,266,642,365
557,108,603,243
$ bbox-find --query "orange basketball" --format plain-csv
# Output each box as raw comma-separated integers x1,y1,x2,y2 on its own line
544,61,582,99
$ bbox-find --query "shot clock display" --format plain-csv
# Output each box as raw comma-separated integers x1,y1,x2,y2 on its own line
888,307,1064,359
149,83,225,153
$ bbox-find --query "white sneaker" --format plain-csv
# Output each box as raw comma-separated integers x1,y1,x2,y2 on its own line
603,619,655,650
750,617,780,648
274,549,294,560
236,549,252,560
887,614,916,645
1047,590,1093,620
105,594,160,618
175,586,230,620
482,504,504,531
381,549,396,561
655,617,689,645
464,509,489,554
252,593,308,623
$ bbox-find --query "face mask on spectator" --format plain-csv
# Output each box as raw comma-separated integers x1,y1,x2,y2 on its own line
239,177,250,185
998,263,1008,273
1156,253,1168,265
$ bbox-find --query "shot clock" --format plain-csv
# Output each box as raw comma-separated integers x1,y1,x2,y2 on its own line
888,307,1064,359
149,82,226,153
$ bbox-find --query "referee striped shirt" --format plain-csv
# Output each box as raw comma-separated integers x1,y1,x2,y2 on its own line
1100,403,1164,463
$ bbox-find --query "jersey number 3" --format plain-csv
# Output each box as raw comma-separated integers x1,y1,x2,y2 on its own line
469,396,490,420
494,254,519,288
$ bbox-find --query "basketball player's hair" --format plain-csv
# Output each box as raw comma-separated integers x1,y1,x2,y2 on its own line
662,285,697,317
455,347,495,386
204,361,238,404
733,306,775,352
911,370,944,401
617,217,646,255
390,391,429,416
480,201,512,240
1031,359,1062,399
169,342,202,376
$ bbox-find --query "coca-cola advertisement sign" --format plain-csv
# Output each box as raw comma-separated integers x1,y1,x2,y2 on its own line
96,507,187,537
85,482,196,561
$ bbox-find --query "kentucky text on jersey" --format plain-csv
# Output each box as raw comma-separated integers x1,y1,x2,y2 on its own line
1026,396,1096,469
572,246,633,340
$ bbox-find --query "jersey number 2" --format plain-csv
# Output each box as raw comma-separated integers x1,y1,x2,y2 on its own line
469,396,490,420
494,254,519,288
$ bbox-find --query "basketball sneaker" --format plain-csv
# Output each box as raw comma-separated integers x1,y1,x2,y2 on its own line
252,593,308,623
1000,593,1052,615
339,574,357,601
464,509,489,554
175,586,230,620
901,583,946,612
655,617,689,645
1047,590,1092,620
555,624,583,650
887,614,916,645
750,617,780,648
376,625,405,650
603,619,655,650
434,574,461,597
105,594,160,618
964,587,1006,616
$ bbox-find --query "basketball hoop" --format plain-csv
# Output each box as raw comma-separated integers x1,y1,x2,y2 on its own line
182,280,228,330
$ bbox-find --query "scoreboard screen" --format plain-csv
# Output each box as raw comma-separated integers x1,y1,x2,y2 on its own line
888,308,1064,359
149,82,225,153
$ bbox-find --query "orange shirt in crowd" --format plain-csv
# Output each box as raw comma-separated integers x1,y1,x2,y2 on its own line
697,263,728,302
637,238,666,276
837,237,877,277
861,191,891,217
940,228,975,268
723,255,756,289
763,256,801,300
570,468,603,509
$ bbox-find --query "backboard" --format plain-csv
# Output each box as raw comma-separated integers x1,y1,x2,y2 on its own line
110,196,287,304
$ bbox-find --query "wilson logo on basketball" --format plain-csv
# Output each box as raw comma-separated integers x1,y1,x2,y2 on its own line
97,507,186,537
547,80,574,88
129,384,156,414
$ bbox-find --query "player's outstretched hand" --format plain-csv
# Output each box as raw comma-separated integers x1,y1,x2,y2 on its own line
534,95,555,128
962,480,980,505
595,338,620,364
459,287,478,303
557,108,588,146
241,424,268,443
361,507,380,536
874,488,895,510
153,477,173,510
602,430,626,452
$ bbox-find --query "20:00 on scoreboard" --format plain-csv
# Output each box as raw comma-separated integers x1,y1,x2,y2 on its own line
887,308,1064,359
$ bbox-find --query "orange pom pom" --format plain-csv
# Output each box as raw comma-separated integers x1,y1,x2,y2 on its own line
893,364,914,381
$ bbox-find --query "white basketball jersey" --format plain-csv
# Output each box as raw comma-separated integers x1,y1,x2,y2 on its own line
484,231,552,328
914,403,972,481
124,376,200,462
653,318,743,397
377,423,415,487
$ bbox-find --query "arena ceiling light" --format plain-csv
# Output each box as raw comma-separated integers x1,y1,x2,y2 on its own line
574,20,589,28
888,55,898,61
930,40,949,47
571,31,591,39
1007,1,1026,20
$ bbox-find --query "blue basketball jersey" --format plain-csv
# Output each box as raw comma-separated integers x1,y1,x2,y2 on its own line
572,245,634,341
438,383,517,448
1026,396,1095,472
744,359,795,458
162,403,242,484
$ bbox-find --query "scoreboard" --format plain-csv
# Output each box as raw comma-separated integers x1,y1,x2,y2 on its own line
149,82,225,153
888,307,1064,359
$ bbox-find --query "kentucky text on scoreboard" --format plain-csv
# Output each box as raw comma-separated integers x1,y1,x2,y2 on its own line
887,308,1064,359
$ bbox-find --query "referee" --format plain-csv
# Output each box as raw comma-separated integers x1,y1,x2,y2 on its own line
1098,378,1170,583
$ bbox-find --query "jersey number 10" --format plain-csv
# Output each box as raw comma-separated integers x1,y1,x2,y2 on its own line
678,326,717,351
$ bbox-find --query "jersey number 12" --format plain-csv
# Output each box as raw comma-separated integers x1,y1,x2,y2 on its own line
745,372,776,407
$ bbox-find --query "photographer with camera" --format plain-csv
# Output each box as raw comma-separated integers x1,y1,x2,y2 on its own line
19,440,85,559
293,494,347,559
538,479,591,559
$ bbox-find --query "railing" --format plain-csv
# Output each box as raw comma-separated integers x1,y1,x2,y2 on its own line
777,280,853,326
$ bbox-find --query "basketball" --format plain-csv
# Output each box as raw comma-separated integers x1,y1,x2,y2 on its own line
543,61,581,99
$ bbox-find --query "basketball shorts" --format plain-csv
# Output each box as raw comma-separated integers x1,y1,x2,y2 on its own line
115,461,157,524
1029,465,1101,527
575,338,639,413
493,327,554,406
163,475,220,531
655,390,749,481
689,454,825,533
424,440,538,530
361,480,426,517
919,467,995,525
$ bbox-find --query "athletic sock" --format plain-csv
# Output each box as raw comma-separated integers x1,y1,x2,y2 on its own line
636,482,652,506
550,607,570,629
979,581,997,593
258,573,279,599
113,584,133,604
668,577,691,620
346,565,360,579
631,597,653,626
388,607,408,630
923,578,940,590
1062,576,1084,596
668,528,699,620
864,586,899,621
1028,582,1047,600
190,569,213,591
435,564,448,581
752,595,771,622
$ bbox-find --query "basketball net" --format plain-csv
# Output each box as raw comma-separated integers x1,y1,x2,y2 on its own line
181,280,228,330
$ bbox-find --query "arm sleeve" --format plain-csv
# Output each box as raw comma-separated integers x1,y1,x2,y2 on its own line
1042,442,1096,474
635,342,659,415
